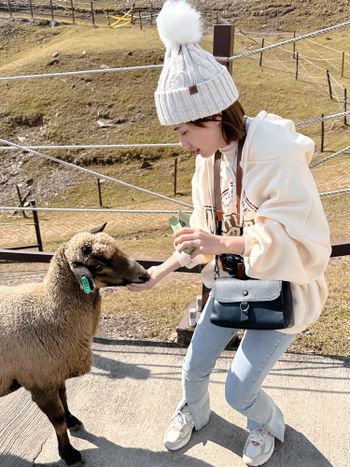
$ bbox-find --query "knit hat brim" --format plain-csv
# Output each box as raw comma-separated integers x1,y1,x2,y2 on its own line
155,65,239,125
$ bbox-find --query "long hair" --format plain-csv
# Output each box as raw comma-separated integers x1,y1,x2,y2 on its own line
190,100,246,143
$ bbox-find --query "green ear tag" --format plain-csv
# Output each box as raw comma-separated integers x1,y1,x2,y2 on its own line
81,275,93,294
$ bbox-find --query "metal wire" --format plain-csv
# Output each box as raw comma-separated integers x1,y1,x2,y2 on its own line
0,138,193,209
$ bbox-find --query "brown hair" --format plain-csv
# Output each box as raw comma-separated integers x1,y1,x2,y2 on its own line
190,100,246,144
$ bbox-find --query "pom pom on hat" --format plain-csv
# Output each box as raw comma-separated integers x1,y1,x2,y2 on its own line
155,0,239,125
156,0,202,48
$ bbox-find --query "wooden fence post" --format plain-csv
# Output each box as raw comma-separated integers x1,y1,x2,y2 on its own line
7,0,12,18
90,1,96,27
341,51,345,78
107,10,111,28
259,38,264,67
295,51,299,80
326,70,333,100
139,10,143,30
97,178,103,208
232,26,235,56
70,0,75,24
49,0,55,26
131,3,135,25
213,24,234,74
173,157,178,196
16,185,28,219
31,200,43,252
345,88,348,126
29,0,34,21
321,114,325,152
293,31,296,59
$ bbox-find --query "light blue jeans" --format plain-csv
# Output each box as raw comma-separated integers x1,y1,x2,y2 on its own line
176,296,296,442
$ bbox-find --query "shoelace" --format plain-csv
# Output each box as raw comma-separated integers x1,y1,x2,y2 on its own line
173,411,190,432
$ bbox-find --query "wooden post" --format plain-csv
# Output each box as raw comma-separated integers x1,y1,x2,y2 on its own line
259,38,265,67
345,89,348,126
70,0,75,24
7,0,12,18
16,185,27,219
16,184,23,205
213,24,234,73
131,3,135,25
90,1,96,27
293,31,296,59
321,114,325,152
232,26,235,56
97,178,103,208
107,10,111,28
31,200,43,252
295,51,299,80
173,157,178,196
49,0,55,25
326,70,333,100
341,51,345,78
29,0,34,20
139,10,143,30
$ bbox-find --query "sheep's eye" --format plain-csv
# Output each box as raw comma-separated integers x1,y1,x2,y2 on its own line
93,264,104,272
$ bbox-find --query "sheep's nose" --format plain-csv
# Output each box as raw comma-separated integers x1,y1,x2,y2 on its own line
138,271,150,283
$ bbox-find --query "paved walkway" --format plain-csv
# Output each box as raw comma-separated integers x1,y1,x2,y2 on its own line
0,339,349,467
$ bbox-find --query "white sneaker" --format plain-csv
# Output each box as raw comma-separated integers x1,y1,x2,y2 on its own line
164,405,195,451
243,427,275,466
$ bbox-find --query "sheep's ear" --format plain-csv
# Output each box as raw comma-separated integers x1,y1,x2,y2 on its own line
72,264,95,294
90,223,107,234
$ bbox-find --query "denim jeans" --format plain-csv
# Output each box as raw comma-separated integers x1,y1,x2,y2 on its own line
176,296,296,442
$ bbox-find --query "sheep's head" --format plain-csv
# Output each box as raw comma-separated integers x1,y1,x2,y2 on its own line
64,231,150,292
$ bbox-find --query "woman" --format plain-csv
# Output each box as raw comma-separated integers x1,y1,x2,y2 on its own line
128,1,331,465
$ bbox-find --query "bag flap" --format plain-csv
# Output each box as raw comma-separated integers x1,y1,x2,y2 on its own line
213,276,282,303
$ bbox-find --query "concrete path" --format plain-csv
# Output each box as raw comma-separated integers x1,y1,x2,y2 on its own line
0,339,349,467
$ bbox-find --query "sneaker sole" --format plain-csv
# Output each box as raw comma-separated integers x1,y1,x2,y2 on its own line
243,439,275,466
164,427,194,451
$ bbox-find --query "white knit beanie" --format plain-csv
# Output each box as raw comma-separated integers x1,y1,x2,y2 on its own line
155,0,239,126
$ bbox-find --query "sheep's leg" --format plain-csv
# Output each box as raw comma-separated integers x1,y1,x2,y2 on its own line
31,389,82,466
59,383,83,431
2,379,22,396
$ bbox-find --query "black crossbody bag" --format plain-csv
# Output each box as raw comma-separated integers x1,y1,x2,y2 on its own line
209,139,294,330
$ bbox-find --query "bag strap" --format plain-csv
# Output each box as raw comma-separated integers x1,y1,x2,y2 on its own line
214,137,245,236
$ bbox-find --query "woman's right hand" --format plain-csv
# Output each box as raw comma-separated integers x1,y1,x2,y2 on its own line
126,265,165,292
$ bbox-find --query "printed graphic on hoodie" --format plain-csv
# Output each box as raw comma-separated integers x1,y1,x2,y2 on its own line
222,184,257,235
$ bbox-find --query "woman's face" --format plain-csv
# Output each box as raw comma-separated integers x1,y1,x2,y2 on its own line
171,119,227,157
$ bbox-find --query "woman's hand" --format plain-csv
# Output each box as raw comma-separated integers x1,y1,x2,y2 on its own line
173,227,245,256
126,265,165,292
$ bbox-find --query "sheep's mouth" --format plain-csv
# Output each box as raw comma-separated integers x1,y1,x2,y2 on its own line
105,277,149,287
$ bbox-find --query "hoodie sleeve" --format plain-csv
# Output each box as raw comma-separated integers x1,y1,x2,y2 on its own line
242,120,331,285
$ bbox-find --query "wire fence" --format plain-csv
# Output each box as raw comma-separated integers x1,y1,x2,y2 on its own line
0,17,349,255
1,0,162,29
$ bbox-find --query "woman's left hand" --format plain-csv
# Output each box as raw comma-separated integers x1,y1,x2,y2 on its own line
173,227,226,256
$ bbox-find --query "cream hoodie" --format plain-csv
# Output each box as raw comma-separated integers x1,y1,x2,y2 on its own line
173,111,332,334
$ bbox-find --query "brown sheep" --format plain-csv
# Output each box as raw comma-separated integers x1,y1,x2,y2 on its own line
0,227,149,465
